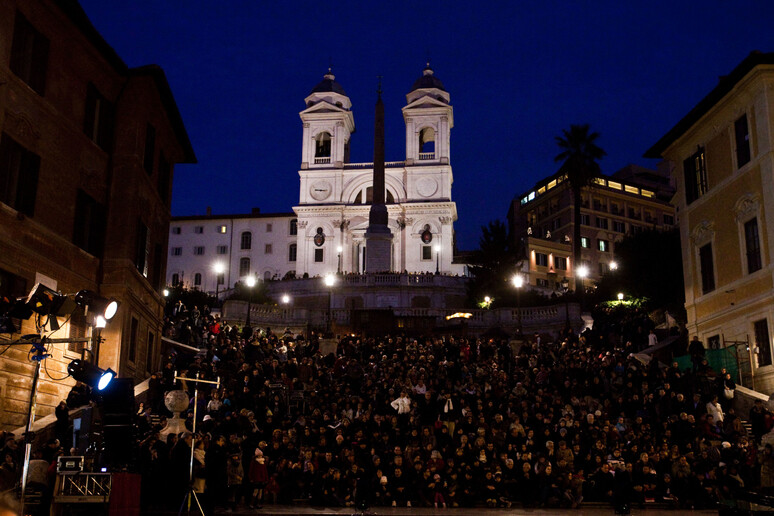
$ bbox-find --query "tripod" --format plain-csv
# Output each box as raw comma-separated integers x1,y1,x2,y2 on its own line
175,371,220,516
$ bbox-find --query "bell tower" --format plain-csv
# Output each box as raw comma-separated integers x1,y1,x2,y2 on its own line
402,64,453,165
300,69,355,169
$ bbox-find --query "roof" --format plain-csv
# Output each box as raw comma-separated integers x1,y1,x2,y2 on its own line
311,71,347,96
57,1,196,164
645,51,774,159
172,212,297,221
410,64,446,92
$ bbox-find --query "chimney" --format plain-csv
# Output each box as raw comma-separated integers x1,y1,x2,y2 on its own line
251,207,261,215
206,206,212,216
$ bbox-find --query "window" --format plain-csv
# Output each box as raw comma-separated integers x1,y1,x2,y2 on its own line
143,123,156,175
193,246,205,256
663,214,674,226
290,219,298,235
288,244,297,262
152,244,163,290
745,218,762,274
610,203,619,215
581,237,590,249
266,223,273,232
135,219,149,277
628,208,640,220
171,247,182,256
67,310,87,354
599,262,609,275
580,214,590,226
598,239,609,252
314,249,324,262
555,257,567,270
422,246,432,260
0,132,40,217
683,147,707,205
699,243,715,294
171,273,179,286
217,225,227,233
613,221,626,233
217,273,224,285
315,132,331,158
217,245,228,255
10,12,49,95
127,317,139,363
72,189,106,256
536,278,549,288
83,83,114,150
553,218,561,230
239,257,250,276
536,253,548,267
755,319,772,367
241,231,252,250
194,273,202,287
595,217,608,230
265,244,272,254
171,227,181,234
194,226,204,234
707,335,721,350
735,114,751,168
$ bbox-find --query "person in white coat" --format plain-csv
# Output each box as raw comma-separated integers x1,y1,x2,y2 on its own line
391,390,412,414
706,394,724,424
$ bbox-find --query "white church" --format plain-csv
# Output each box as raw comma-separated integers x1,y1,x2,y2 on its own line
166,65,465,294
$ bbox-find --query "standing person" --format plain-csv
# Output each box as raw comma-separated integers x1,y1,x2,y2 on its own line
206,435,228,512
688,336,705,373
54,401,69,452
227,452,244,511
706,395,724,425
248,448,268,509
648,330,658,348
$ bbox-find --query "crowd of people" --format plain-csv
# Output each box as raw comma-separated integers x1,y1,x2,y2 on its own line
4,298,774,513
123,302,774,512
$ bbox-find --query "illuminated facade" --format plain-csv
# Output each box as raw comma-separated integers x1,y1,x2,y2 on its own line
508,165,675,293
646,52,774,391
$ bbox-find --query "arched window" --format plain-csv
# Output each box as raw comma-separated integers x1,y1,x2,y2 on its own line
419,127,435,158
264,271,271,280
193,273,202,287
240,231,252,250
314,132,331,158
239,257,250,277
171,273,179,286
288,243,297,262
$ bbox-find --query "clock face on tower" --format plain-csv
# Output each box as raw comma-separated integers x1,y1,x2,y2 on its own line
310,181,332,201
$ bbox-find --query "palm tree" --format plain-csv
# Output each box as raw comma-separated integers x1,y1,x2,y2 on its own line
554,124,606,288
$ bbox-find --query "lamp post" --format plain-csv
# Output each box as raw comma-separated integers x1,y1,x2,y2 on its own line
577,265,589,312
435,244,441,275
337,246,343,274
560,276,570,330
512,274,524,335
244,275,256,332
609,260,618,272
213,262,225,305
324,274,335,335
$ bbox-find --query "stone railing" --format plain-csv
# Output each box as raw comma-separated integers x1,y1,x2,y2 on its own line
418,152,435,160
313,157,331,164
342,161,406,169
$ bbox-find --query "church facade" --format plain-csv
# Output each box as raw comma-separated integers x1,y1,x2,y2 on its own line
167,65,465,294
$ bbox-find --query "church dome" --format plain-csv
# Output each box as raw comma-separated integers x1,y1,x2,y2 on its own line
410,64,446,92
311,69,347,96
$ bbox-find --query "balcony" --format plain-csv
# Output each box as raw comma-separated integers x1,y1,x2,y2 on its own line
418,152,435,161
314,157,331,164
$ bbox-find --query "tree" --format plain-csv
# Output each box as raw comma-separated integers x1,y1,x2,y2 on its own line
467,220,522,306
554,124,606,277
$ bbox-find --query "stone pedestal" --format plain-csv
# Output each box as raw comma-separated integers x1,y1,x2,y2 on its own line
365,226,393,272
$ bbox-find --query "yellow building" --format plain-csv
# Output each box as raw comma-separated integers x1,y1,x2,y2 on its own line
646,52,774,391
508,165,675,293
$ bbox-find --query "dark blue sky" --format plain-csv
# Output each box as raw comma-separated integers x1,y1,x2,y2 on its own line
79,0,774,250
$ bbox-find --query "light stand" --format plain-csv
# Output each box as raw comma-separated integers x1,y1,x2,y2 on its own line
174,371,220,516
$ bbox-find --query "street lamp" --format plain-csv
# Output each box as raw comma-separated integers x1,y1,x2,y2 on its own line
609,260,618,271
244,275,256,333
337,246,343,274
435,244,441,274
282,294,290,304
213,262,226,304
577,265,589,312
560,276,570,330
324,274,335,335
617,292,624,301
512,274,524,335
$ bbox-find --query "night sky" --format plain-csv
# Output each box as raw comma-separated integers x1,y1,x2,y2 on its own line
78,0,774,250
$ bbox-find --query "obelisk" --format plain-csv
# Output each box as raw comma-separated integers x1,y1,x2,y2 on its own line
365,80,393,272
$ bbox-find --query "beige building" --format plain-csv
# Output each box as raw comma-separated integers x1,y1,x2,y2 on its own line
0,0,194,429
508,165,675,294
646,52,774,391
